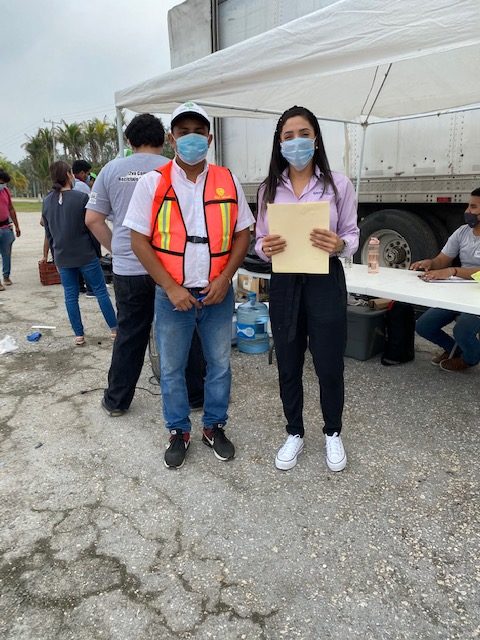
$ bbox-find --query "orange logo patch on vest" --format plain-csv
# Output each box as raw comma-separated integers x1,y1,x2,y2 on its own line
216,187,225,197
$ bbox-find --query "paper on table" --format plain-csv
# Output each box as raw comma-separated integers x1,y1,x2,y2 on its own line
418,275,473,283
267,201,329,274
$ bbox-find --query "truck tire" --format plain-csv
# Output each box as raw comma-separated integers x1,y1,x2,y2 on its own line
423,214,449,249
356,209,439,269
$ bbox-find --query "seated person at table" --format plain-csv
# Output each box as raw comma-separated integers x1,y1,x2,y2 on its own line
410,187,480,372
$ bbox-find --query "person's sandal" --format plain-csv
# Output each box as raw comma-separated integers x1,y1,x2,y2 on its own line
74,336,86,346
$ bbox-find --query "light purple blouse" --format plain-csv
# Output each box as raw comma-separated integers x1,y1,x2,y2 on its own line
255,169,359,262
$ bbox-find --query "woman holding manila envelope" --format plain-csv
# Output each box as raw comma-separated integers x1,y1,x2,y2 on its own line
255,105,359,473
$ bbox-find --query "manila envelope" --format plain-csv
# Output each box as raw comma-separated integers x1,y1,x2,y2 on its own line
267,201,330,274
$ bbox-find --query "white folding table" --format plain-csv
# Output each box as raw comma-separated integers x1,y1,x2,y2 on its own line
238,265,480,315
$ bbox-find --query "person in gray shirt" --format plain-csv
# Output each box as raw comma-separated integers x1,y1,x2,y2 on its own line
410,187,480,372
86,114,205,417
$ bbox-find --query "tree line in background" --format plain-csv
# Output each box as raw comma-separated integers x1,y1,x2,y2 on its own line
0,113,174,198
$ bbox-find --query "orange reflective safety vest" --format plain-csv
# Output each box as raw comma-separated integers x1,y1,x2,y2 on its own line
150,161,238,285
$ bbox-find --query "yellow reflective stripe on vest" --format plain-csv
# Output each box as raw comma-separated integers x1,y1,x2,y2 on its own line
219,201,232,252
157,200,172,251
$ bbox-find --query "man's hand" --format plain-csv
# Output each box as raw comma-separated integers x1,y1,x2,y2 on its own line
310,228,342,254
419,268,455,281
14,225,21,238
410,258,433,271
201,274,230,306
166,284,201,311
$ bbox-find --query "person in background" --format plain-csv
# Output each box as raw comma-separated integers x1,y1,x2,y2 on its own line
87,172,97,190
72,159,93,195
42,161,117,346
124,102,254,469
72,160,95,295
410,187,480,372
86,113,206,418
0,169,21,290
255,105,359,473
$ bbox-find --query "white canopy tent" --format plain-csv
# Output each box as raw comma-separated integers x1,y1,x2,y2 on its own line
115,0,480,187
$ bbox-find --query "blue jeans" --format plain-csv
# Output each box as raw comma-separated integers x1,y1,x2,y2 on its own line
0,226,15,278
155,285,234,432
58,258,117,337
416,308,480,366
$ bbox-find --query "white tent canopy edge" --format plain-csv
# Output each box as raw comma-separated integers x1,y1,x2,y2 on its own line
114,0,480,189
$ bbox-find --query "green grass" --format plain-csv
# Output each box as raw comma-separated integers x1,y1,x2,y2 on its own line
12,199,42,213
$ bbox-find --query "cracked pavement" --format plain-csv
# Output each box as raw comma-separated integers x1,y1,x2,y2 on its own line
0,213,479,639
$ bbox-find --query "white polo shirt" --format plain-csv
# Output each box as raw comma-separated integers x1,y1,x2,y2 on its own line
123,159,255,288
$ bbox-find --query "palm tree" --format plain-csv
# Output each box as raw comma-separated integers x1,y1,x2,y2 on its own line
57,121,85,159
23,129,54,194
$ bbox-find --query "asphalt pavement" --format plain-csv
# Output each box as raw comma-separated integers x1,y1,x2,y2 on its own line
0,212,478,640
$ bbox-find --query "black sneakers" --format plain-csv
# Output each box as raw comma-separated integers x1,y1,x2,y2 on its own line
202,426,235,461
164,430,190,469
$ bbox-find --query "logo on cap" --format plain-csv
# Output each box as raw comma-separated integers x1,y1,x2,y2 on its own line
216,187,225,197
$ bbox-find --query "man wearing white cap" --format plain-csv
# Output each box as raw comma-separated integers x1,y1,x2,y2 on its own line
124,102,254,469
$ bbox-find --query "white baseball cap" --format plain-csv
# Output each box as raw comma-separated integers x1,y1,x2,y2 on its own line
170,101,210,130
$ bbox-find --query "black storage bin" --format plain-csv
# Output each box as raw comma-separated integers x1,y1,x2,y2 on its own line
345,306,386,361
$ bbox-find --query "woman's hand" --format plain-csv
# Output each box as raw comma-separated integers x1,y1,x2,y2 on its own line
410,258,433,271
310,228,343,254
262,234,286,257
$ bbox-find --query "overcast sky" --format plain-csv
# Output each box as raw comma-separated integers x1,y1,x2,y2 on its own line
0,0,183,163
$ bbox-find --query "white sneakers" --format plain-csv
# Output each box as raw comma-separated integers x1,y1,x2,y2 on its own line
275,432,347,472
325,432,347,471
275,434,304,470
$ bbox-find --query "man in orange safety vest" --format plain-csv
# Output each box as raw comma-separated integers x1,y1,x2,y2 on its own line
124,102,254,469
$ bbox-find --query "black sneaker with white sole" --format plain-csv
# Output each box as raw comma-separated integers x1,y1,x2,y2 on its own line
165,430,190,469
202,426,235,461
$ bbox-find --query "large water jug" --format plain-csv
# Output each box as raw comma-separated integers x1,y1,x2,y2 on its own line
236,292,270,354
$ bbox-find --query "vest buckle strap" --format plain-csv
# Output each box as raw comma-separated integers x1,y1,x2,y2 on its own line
186,235,209,244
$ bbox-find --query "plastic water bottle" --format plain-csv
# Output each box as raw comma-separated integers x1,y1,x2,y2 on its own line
368,236,380,274
236,292,270,354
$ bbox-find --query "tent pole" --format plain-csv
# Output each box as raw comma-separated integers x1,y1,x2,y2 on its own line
116,107,125,157
356,123,368,196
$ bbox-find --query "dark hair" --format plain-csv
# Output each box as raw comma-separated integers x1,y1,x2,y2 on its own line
72,159,92,174
0,169,11,183
471,187,480,197
50,161,71,191
125,113,165,148
261,105,338,209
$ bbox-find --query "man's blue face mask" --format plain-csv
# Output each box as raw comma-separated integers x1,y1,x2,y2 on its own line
175,133,209,166
280,137,315,171
464,212,480,228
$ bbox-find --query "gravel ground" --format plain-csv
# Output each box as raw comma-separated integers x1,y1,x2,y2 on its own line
0,212,479,640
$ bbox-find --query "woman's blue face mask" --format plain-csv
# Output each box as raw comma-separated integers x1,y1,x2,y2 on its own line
280,137,315,170
175,133,209,165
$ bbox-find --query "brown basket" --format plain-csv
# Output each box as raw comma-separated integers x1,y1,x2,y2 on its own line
38,260,61,286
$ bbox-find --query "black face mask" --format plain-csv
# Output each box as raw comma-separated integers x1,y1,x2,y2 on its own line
464,212,480,228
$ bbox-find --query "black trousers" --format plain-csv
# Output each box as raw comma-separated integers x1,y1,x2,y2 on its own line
104,274,205,411
269,259,347,437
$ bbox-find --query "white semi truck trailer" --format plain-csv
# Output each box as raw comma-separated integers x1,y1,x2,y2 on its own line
168,0,480,267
